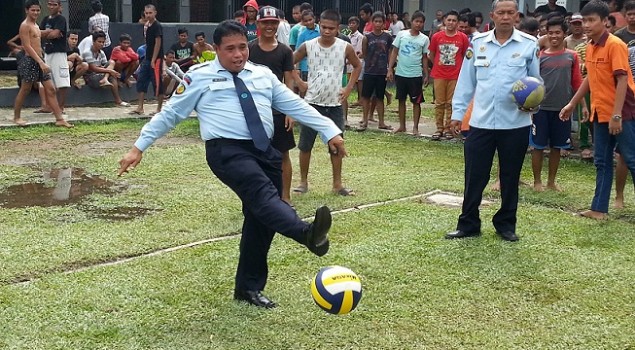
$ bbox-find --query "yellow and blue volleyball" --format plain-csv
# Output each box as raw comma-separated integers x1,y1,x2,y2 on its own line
511,76,545,110
310,266,362,315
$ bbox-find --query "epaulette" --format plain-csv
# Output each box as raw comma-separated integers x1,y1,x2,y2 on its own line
188,61,213,72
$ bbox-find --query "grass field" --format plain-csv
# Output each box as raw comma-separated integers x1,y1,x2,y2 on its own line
0,117,634,349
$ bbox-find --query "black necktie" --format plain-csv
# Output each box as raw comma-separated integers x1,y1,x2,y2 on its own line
231,72,270,151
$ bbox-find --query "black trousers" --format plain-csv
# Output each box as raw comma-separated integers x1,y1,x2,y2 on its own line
205,139,308,292
457,126,530,234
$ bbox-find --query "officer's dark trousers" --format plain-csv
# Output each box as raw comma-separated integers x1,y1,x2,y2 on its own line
206,139,308,292
457,126,530,234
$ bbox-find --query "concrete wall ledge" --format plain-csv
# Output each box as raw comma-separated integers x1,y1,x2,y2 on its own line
0,83,155,108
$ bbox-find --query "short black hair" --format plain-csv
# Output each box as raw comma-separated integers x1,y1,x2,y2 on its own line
359,3,373,15
92,31,106,42
458,8,471,15
212,20,247,46
411,10,425,22
466,13,477,27
24,0,40,10
166,50,176,56
119,33,132,42
472,11,483,20
608,14,617,25
302,10,315,19
178,27,188,35
233,9,244,17
546,16,568,33
91,0,102,13
299,2,312,12
458,14,469,23
519,17,540,32
624,0,635,12
444,10,460,19
195,31,205,38
580,0,610,19
68,30,80,37
371,11,386,22
348,16,360,24
320,9,341,23
144,4,156,11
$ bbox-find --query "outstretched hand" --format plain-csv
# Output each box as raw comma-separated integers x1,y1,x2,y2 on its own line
118,147,143,176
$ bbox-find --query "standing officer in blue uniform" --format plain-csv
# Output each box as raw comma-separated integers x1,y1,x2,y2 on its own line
446,0,541,242
118,20,346,308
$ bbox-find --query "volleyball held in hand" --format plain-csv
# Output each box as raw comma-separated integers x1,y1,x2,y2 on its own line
311,266,362,315
511,77,545,110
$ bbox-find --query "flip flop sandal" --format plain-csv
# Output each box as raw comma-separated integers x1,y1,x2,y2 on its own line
293,185,308,193
333,188,355,196
431,132,442,140
378,125,393,130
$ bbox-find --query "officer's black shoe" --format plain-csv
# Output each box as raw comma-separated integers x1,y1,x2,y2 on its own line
306,206,331,256
445,230,482,239
496,231,519,242
234,290,277,309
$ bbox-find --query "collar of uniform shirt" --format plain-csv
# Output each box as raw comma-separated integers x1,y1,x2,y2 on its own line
481,28,524,44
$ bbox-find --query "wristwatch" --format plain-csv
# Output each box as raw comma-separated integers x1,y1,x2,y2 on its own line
612,115,622,121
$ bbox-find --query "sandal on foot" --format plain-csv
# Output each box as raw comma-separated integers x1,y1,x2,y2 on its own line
431,131,442,140
293,185,308,193
378,125,393,130
333,188,355,196
128,110,143,115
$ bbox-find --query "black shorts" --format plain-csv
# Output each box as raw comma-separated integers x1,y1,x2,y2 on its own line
361,74,387,99
137,59,165,95
17,54,51,84
529,109,572,150
271,112,296,153
395,75,424,104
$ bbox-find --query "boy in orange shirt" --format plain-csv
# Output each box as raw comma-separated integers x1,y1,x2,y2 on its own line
561,0,635,219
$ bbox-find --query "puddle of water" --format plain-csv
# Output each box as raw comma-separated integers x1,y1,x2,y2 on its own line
0,167,159,221
0,168,123,208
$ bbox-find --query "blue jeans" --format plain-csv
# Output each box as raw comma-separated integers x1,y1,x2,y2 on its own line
591,120,635,213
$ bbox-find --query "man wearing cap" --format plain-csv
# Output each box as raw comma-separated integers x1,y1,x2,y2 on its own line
248,6,300,206
565,14,587,50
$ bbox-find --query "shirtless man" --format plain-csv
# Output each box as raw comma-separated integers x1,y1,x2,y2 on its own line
193,32,214,61
14,0,72,127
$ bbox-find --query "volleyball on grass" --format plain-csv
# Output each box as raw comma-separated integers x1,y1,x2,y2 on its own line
311,266,362,315
511,76,545,110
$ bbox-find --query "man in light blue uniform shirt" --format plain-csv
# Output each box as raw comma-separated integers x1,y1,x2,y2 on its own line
118,21,345,309
446,0,541,242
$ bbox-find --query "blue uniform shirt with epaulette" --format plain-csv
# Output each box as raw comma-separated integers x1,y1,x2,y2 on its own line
451,29,542,130
134,59,342,152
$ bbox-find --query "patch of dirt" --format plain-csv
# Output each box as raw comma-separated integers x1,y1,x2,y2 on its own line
0,128,200,165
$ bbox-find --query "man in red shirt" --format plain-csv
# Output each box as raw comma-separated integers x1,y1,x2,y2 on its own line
110,33,139,87
428,10,469,140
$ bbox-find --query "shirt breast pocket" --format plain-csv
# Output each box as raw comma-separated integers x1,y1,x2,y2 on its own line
249,78,273,100
208,80,234,92
474,61,489,80
506,59,526,76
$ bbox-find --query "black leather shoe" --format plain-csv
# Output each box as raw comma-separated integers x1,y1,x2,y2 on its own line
306,206,331,256
445,230,481,239
496,231,519,242
234,290,277,309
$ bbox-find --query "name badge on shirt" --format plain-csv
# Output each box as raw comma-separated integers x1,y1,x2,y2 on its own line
213,78,228,82
475,56,489,67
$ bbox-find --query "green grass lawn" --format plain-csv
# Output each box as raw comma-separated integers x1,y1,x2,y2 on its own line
0,118,634,349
